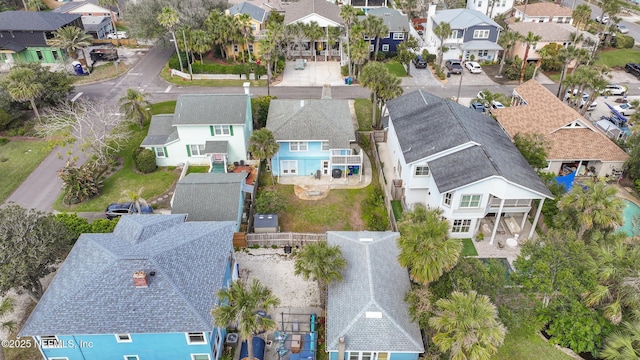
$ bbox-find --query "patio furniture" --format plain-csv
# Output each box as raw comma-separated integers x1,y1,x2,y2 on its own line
497,238,505,249
295,59,305,70
291,334,302,354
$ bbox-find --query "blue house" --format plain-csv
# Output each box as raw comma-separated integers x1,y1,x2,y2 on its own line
266,99,362,180
19,215,238,360
362,8,410,54
326,231,424,360
171,172,252,230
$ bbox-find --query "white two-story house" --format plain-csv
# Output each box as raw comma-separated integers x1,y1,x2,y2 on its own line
385,90,553,243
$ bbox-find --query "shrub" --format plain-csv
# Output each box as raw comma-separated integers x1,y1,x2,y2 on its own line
275,57,286,75
134,148,157,174
255,190,287,214
189,62,266,75
341,64,348,76
362,185,388,231
168,52,189,70
59,164,103,205
616,34,635,48
0,137,8,146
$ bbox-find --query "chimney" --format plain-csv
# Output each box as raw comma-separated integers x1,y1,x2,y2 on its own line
338,337,346,360
243,82,251,95
133,271,149,288
428,3,437,18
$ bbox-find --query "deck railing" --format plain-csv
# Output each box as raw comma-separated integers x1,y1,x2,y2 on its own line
246,233,326,247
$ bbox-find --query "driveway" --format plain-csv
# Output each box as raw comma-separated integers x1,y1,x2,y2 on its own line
276,61,345,87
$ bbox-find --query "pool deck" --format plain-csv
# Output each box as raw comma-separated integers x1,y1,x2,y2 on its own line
616,184,640,207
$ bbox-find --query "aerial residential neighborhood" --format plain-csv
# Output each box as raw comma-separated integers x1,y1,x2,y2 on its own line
1,0,640,359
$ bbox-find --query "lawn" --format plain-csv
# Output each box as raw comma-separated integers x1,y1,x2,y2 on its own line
391,200,403,221
385,60,408,77
73,62,131,85
150,100,176,115
0,139,52,204
52,103,181,212
354,98,374,131
187,166,209,174
460,238,478,256
160,67,267,87
595,48,640,68
493,327,572,360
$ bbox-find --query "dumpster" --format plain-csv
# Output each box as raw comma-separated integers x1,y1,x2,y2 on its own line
239,337,265,360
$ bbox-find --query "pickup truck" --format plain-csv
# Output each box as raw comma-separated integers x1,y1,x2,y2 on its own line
445,60,463,74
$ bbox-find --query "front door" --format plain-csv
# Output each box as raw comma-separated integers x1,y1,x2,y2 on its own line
281,160,298,175
321,160,330,175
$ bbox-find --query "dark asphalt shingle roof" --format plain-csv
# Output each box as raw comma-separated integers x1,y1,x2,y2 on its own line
386,90,552,197
266,99,354,148
140,114,176,146
172,173,246,222
19,215,236,336
0,41,26,52
228,2,268,23
283,0,343,26
173,94,249,125
0,11,81,31
326,232,424,353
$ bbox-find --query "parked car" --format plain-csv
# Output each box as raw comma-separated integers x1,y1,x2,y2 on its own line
413,55,428,69
595,15,609,23
106,31,128,39
469,102,485,113
601,84,627,96
616,24,629,34
490,100,505,110
105,202,153,219
613,102,635,116
580,93,598,111
465,61,482,74
445,60,463,74
625,63,640,76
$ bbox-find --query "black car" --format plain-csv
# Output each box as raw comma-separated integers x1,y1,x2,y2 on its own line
625,63,640,77
445,60,463,74
105,202,153,219
413,55,428,69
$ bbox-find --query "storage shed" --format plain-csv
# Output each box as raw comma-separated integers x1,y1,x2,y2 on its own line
253,214,278,233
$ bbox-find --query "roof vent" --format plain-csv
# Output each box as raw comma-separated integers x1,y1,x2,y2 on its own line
359,238,373,242
365,311,382,318
133,271,149,288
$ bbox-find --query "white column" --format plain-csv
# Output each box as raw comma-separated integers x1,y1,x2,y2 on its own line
489,198,505,245
528,198,544,239
520,207,528,230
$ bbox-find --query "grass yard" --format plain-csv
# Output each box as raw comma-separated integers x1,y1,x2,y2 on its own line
391,200,403,221
186,166,209,174
595,48,640,68
385,60,408,77
460,238,478,256
160,67,267,87
354,98,374,131
0,139,52,204
493,328,572,360
150,100,176,115
73,62,131,85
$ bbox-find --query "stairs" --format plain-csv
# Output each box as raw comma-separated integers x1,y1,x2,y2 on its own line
210,163,225,173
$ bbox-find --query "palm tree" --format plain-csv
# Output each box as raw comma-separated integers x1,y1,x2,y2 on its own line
397,205,462,285
429,291,507,360
157,6,184,72
361,61,402,129
557,179,624,240
190,29,211,63
212,280,280,360
47,26,93,60
119,88,150,128
286,22,307,59
304,21,324,62
340,5,358,78
120,187,149,214
327,26,341,61
98,0,120,45
555,44,590,98
235,14,254,62
350,38,369,79
249,129,279,181
362,16,388,61
532,44,554,79
573,4,592,30
498,30,523,76
258,38,277,96
27,0,45,11
600,321,640,360
206,10,228,59
294,241,347,307
396,0,419,20
0,297,17,360
2,67,44,122
519,31,542,84
433,22,452,69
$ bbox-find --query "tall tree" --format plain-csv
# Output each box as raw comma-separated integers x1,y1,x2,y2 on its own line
0,205,75,303
327,26,341,61
362,16,388,60
513,132,550,170
433,22,452,69
340,5,358,78
98,0,120,45
47,26,93,60
294,241,347,307
189,29,211,62
600,321,640,360
119,88,151,128
304,21,324,62
1,66,44,122
397,205,462,285
360,61,402,129
498,30,523,76
396,0,419,19
519,31,541,84
0,297,17,360
555,36,591,98
429,291,507,360
235,13,254,62
573,4,592,30
286,22,307,59
350,37,369,79
212,280,280,360
249,128,279,181
157,6,184,72
396,36,419,77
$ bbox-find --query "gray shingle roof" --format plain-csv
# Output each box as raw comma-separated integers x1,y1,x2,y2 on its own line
140,114,175,146
0,11,81,31
283,0,343,26
386,90,552,197
172,173,246,222
365,7,409,33
204,141,229,154
53,1,89,13
326,232,424,353
19,215,236,336
432,9,502,30
228,2,268,23
173,94,249,125
266,99,354,148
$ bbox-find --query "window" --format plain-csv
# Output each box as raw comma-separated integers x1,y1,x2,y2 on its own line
473,30,490,39
443,192,452,206
414,166,430,176
460,194,481,208
192,355,211,360
52,50,59,60
116,334,132,343
478,0,482,6
212,125,231,136
369,44,374,52
452,219,472,233
36,50,43,60
363,35,370,40
448,30,458,39
381,44,389,51
478,50,488,57
392,33,404,40
396,160,402,177
248,44,254,53
321,141,329,151
289,142,308,152
233,44,239,52
41,336,61,348
124,356,139,360
348,352,373,360
154,147,166,158
188,144,206,156
186,332,207,345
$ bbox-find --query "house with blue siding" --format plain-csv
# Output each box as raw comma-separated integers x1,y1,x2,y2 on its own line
362,8,410,54
141,85,253,172
425,4,502,62
266,99,362,179
19,215,238,360
326,231,424,360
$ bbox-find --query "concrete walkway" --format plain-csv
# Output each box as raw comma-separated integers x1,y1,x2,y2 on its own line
276,61,346,87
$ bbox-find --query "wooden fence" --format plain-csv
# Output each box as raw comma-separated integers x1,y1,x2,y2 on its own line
245,233,326,247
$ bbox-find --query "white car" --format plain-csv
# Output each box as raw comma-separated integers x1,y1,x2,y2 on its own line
596,15,609,24
106,31,128,39
601,84,627,96
616,24,629,34
465,61,482,74
580,93,598,111
490,100,505,109
613,102,635,116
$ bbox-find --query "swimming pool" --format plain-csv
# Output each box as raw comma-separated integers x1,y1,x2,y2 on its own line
619,199,640,237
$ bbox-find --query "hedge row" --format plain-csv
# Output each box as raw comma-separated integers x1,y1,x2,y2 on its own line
168,53,266,74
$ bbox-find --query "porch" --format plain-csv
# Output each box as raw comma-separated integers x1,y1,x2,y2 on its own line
472,214,537,264
205,141,228,173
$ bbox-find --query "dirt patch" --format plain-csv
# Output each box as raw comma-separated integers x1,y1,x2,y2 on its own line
293,185,330,200
482,64,520,86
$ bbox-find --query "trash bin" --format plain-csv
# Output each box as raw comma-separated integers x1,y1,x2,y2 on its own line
348,78,353,85
447,72,451,78
345,77,349,85
353,166,359,175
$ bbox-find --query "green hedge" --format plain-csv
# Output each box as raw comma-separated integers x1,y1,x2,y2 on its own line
169,53,266,75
